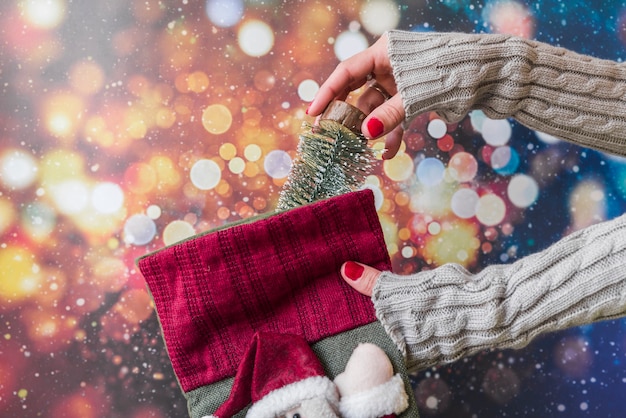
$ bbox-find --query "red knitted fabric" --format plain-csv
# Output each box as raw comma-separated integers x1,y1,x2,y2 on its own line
138,189,390,392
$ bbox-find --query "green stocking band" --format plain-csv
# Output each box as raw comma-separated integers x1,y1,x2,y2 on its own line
185,322,418,418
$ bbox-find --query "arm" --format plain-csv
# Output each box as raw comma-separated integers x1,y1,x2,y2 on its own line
342,214,626,373
388,30,626,156
309,31,626,158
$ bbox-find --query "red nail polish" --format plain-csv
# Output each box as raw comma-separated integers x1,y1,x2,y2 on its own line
344,261,364,281
367,117,384,138
305,103,311,114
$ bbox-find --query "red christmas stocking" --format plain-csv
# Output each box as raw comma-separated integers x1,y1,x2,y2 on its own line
137,189,419,417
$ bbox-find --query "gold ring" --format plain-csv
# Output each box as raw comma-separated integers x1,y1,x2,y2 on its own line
368,81,392,100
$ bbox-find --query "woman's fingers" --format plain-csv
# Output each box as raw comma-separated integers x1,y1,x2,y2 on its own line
354,86,384,116
307,58,373,117
340,261,382,297
305,33,406,160
361,94,405,139
307,35,392,117
356,88,404,159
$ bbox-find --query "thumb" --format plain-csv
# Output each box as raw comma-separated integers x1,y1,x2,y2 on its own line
340,261,381,297
361,94,405,140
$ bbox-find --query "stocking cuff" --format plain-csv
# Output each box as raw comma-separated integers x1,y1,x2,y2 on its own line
247,376,339,418
339,374,408,418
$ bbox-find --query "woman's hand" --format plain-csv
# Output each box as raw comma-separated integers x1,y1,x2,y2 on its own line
340,261,382,296
306,34,406,159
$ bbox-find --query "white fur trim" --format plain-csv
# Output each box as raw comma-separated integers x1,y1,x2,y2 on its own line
338,374,409,418
247,375,339,418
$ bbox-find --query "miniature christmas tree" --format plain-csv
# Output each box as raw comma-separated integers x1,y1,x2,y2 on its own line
277,100,376,211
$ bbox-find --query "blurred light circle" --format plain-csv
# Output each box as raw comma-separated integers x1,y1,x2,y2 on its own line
244,144,262,161
190,159,221,190
470,110,487,132
334,30,369,61
114,288,153,324
22,202,56,239
124,162,157,194
365,174,381,187
21,0,66,29
0,246,40,303
359,183,384,210
553,336,593,378
228,157,245,174
263,150,292,179
508,174,539,208
535,130,561,145
91,182,124,214
360,0,401,35
254,70,276,92
0,150,38,190
401,246,415,258
238,20,274,57
416,158,445,187
69,60,105,95
0,198,15,235
437,134,454,152
427,221,441,235
219,142,237,160
124,214,156,246
415,377,452,414
451,188,479,219
448,152,478,182
146,205,162,219
51,180,89,214
205,0,244,27
490,146,511,169
47,112,71,137
427,119,447,139
482,366,521,404
297,79,319,102
187,71,210,93
476,194,506,226
163,220,195,246
383,153,414,182
485,0,535,39
482,118,511,146
491,146,520,175
202,104,232,134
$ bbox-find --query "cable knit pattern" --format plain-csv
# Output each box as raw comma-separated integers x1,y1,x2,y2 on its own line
372,214,626,373
387,30,626,156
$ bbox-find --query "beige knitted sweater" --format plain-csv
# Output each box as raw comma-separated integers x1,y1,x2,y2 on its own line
388,30,626,156
375,31,626,373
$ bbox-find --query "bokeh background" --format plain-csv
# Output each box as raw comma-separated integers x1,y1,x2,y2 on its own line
1,0,626,416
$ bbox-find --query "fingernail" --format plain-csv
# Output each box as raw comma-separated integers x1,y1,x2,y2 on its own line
305,103,312,115
366,117,384,138
344,261,364,281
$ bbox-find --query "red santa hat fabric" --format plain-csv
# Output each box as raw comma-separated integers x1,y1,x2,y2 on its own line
208,332,339,418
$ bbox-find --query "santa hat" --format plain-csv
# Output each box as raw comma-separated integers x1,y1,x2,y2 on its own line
207,332,339,418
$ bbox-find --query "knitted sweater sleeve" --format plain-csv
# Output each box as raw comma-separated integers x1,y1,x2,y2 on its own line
387,30,626,156
372,214,626,373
